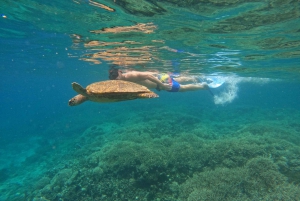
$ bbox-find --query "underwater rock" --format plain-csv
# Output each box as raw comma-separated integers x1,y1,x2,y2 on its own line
0,168,9,182
34,177,51,190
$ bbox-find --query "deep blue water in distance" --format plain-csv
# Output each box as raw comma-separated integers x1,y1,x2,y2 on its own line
1,1,300,200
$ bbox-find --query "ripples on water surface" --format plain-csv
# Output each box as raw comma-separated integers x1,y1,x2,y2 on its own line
1,1,300,201
2,0,300,78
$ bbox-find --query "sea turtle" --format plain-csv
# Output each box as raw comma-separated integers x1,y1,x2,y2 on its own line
68,80,159,106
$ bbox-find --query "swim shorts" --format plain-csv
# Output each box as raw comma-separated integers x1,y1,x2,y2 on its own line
157,73,180,92
168,78,180,92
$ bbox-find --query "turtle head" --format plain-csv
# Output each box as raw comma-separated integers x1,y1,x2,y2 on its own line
68,94,88,106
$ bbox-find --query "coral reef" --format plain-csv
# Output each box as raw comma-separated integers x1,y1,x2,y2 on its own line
2,107,300,201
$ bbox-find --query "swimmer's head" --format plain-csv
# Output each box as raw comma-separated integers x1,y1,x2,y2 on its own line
108,65,121,80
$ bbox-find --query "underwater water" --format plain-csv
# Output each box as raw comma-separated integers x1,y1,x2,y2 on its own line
1,0,300,200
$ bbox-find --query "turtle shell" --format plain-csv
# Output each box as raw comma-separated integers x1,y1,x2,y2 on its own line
86,80,151,94
83,80,157,103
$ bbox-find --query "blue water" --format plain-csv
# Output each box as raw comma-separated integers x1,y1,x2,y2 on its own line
1,1,300,200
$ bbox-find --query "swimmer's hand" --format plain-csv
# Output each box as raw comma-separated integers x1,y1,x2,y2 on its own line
162,84,172,91
155,85,161,91
156,84,171,91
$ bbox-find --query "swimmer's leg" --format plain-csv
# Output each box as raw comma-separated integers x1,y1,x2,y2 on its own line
178,83,208,92
173,76,197,83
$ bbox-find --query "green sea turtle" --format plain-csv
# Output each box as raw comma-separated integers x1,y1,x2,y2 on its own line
68,80,159,106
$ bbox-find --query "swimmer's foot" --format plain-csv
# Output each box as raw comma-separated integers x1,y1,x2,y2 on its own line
203,83,210,90
196,76,205,83
198,83,214,96
192,76,200,84
196,83,209,90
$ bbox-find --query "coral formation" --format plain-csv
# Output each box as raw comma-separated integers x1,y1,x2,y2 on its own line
2,107,300,201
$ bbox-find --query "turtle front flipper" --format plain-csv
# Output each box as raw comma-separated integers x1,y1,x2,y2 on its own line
72,82,88,96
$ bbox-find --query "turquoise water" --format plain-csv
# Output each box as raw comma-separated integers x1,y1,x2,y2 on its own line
1,1,300,200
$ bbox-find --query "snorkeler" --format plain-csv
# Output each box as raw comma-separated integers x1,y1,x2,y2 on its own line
108,67,209,92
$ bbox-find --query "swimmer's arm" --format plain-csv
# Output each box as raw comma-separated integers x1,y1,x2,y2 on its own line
146,75,168,90
139,73,170,90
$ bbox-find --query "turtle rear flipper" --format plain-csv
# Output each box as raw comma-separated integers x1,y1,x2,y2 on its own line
72,82,88,96
138,92,159,99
